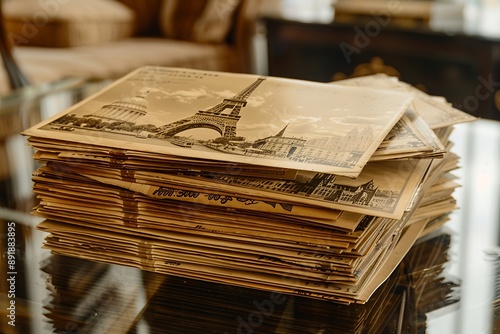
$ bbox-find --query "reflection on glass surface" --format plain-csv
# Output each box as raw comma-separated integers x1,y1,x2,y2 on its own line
0,80,109,334
39,230,457,334
42,256,147,333
431,120,500,334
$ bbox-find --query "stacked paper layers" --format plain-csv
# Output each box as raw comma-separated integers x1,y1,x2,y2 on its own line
23,67,475,304
42,231,458,333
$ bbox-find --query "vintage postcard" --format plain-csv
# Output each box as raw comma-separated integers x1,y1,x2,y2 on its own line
371,106,446,160
334,74,476,129
43,155,430,220
24,66,414,177
373,114,433,156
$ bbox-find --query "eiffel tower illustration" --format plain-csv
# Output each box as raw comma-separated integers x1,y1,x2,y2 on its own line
157,77,266,139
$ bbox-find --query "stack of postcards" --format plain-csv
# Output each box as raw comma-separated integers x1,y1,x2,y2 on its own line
23,66,475,304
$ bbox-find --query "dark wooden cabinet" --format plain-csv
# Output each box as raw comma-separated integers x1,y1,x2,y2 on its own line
263,17,500,120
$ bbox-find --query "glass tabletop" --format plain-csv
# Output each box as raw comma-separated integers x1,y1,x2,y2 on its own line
0,80,499,333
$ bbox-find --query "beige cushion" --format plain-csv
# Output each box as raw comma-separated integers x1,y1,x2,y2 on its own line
160,0,242,43
1,38,240,96
3,0,135,48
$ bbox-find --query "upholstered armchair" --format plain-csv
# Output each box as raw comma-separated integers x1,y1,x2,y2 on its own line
0,0,262,95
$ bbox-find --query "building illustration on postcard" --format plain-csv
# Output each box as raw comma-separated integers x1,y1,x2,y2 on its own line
32,66,414,177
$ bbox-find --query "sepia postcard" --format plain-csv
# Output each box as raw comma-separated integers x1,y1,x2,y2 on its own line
371,106,446,161
334,74,476,129
42,154,430,220
372,113,435,159
23,66,415,177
